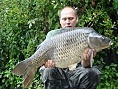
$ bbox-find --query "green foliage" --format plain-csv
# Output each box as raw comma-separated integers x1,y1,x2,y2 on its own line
94,57,118,89
0,0,118,89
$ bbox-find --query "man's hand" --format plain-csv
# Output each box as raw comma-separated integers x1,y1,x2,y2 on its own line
84,48,96,60
81,48,97,68
44,60,55,68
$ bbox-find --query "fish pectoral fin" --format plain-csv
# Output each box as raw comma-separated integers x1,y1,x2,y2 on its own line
88,49,94,67
23,67,37,88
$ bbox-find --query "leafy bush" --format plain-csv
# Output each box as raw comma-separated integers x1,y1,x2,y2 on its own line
0,0,118,89
99,63,118,89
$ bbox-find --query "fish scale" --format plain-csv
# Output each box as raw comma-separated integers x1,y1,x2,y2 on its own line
12,27,113,88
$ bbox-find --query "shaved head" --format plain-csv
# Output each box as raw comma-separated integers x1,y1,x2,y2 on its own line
59,6,78,18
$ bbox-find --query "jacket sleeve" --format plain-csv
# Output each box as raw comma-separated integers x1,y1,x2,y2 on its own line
36,29,59,50
46,29,60,39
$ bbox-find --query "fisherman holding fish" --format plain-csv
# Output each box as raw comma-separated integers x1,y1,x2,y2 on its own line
40,6,101,89
13,6,113,88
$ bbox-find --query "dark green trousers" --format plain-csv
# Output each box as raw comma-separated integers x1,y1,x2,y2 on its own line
40,66,101,89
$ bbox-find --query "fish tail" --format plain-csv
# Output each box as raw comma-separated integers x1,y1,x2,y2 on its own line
23,67,37,88
12,60,37,88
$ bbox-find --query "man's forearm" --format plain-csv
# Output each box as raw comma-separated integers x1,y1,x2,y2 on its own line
81,60,91,68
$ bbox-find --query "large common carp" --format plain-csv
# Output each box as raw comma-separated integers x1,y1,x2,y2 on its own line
12,27,113,88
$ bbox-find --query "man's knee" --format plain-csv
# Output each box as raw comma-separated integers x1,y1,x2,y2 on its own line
44,68,55,75
88,68,101,79
78,68,101,89
43,68,57,80
86,68,101,85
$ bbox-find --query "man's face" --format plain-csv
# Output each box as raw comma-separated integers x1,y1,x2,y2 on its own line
60,8,78,28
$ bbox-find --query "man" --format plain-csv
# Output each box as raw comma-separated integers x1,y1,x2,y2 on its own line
39,6,101,89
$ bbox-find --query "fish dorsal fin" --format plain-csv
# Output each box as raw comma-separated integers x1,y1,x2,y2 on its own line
53,27,78,36
52,27,94,36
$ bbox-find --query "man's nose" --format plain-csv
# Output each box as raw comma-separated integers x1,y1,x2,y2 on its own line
66,19,70,23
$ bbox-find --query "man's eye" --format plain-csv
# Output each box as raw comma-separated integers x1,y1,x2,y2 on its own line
69,17,74,20
62,18,66,21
